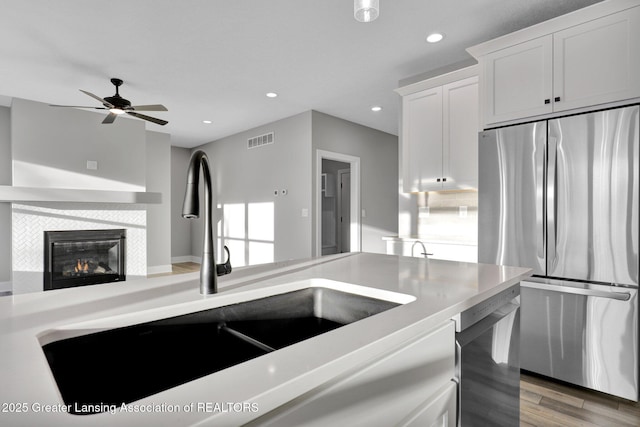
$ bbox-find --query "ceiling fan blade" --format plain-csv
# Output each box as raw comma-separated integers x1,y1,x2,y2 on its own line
127,111,168,126
49,104,108,109
80,89,113,107
130,104,168,112
102,112,118,124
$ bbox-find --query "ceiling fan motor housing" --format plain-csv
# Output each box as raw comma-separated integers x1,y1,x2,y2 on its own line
104,95,131,109
105,78,131,109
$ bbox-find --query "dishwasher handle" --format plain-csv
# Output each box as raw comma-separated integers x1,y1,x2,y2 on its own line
522,281,631,301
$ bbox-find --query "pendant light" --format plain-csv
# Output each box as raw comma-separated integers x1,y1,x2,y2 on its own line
354,0,379,23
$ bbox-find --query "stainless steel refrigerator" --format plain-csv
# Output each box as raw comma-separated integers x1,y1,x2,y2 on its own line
478,105,639,401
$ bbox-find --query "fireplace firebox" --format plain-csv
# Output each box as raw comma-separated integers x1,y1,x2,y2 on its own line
44,229,126,291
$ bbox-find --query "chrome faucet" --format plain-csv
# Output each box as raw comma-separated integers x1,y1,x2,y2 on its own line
182,150,217,294
411,240,430,258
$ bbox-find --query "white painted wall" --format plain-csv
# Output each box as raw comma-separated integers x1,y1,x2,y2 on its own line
311,111,398,254
11,98,146,190
146,131,172,274
190,111,313,266
170,146,193,262
0,106,11,286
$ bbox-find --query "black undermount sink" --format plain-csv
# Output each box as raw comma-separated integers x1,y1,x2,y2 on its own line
42,287,401,414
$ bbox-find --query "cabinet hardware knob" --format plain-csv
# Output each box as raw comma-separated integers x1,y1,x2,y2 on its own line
442,178,447,182
436,178,441,182
544,99,551,104
554,97,561,102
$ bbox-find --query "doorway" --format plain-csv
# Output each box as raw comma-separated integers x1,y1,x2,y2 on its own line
315,150,360,256
321,160,350,255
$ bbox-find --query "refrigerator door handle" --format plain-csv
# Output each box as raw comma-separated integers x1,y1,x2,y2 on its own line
536,127,546,264
521,281,631,301
546,135,558,273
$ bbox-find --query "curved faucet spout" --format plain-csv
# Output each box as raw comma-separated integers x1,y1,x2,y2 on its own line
411,240,430,258
182,150,217,294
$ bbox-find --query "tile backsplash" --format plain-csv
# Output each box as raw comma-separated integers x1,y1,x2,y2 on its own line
415,191,477,243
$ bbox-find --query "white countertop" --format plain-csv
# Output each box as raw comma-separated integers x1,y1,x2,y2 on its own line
0,253,530,426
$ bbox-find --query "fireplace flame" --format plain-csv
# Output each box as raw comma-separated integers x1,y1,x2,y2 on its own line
74,259,90,273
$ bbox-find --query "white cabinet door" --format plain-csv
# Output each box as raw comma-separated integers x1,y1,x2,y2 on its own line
250,322,456,427
553,6,640,112
402,87,443,192
443,76,479,190
400,381,457,427
484,36,553,126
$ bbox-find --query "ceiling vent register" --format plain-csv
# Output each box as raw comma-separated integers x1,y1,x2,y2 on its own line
248,132,274,149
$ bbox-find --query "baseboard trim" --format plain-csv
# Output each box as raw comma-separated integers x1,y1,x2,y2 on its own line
171,256,201,264
147,265,173,275
0,281,12,293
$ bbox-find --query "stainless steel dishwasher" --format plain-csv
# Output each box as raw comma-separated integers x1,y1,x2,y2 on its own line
453,285,520,427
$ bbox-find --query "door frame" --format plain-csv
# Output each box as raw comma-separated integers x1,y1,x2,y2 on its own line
315,150,361,256
337,168,350,253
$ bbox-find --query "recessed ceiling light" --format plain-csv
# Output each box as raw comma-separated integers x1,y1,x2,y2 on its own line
266,92,278,98
202,120,212,124
371,106,383,112
426,33,444,43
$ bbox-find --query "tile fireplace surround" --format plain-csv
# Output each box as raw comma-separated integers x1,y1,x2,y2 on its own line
11,202,147,294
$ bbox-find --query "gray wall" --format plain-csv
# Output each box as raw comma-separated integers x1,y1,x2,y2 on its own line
170,146,192,261
312,111,398,254
145,131,172,273
191,111,313,266
11,98,146,190
0,106,10,284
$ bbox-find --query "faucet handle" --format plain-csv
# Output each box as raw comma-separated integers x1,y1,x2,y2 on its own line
216,246,232,276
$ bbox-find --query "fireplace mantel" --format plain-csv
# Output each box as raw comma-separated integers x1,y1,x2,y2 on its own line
0,185,161,204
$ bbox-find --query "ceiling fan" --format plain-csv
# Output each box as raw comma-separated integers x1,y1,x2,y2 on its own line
50,78,168,126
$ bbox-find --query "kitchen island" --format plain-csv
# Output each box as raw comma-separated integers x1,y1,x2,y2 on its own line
0,253,530,426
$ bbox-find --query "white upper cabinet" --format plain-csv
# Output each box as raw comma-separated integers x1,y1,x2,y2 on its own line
398,68,478,193
484,36,553,125
470,2,640,128
553,7,640,111
402,87,443,192
443,77,480,190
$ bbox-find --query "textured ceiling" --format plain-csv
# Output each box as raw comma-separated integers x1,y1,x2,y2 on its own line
0,0,603,147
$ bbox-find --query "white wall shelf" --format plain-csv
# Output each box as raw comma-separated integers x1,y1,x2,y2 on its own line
0,186,162,204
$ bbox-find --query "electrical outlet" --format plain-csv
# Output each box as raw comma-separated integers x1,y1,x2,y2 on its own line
459,206,468,218
86,160,98,170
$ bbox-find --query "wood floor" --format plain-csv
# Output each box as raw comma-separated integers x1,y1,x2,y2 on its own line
167,261,201,275
159,263,640,426
147,261,200,277
521,372,640,426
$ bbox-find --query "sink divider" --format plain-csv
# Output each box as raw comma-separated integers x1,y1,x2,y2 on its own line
219,323,276,353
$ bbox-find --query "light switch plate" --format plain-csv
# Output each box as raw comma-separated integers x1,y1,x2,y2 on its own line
86,160,98,170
